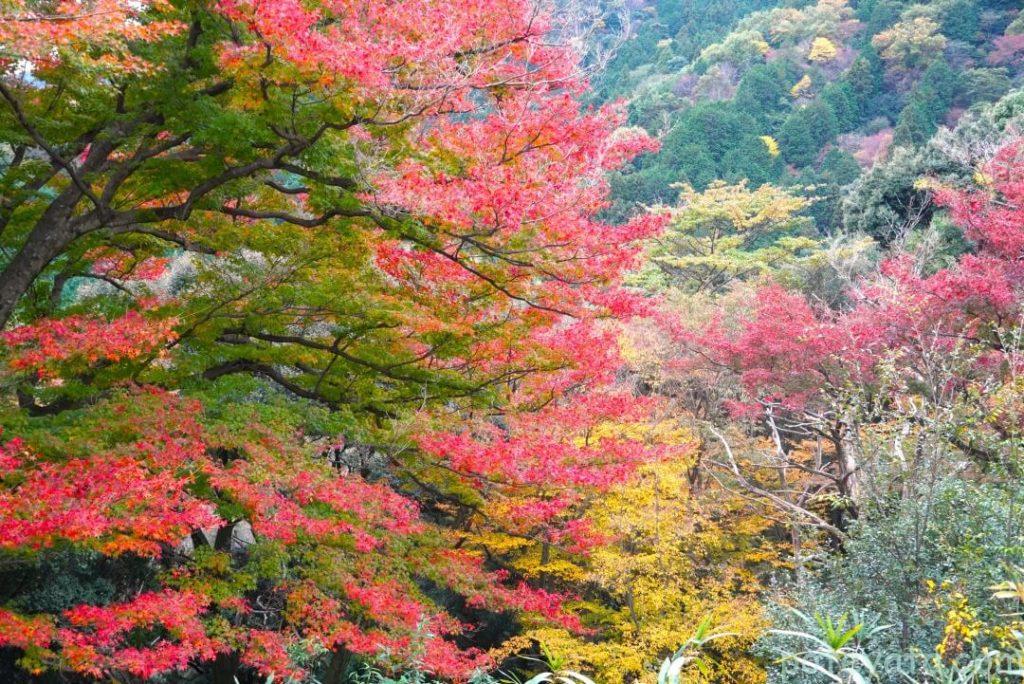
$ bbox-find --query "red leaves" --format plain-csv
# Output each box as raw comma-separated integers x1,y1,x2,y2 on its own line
0,592,217,680
700,285,863,413
0,402,217,556
0,0,679,678
0,451,219,556
59,591,217,680
989,33,1024,67
0,609,58,654
417,385,691,558
937,141,1024,260
369,96,661,323
1,309,177,378
0,385,609,680
214,0,560,94
686,138,1024,416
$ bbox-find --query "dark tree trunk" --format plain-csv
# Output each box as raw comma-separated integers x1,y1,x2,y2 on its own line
322,646,354,684
211,650,240,684
0,213,79,328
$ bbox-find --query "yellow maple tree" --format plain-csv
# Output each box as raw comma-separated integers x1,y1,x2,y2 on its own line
790,74,813,98
808,36,838,62
482,420,779,683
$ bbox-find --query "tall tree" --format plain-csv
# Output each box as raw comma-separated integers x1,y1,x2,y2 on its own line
0,1,673,681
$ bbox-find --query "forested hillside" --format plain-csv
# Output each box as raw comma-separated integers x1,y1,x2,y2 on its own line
1,1,1024,683
597,0,1024,233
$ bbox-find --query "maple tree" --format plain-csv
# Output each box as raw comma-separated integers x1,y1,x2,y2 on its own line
660,138,1024,549
0,388,597,681
4,0,1024,679
633,182,818,295
0,0,676,682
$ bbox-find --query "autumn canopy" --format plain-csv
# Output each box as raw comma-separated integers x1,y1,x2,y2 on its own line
3,0,1024,682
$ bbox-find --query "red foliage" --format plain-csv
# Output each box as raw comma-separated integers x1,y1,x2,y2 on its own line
680,139,1024,416
0,0,675,679
1,309,177,378
990,34,1024,67
0,383,644,680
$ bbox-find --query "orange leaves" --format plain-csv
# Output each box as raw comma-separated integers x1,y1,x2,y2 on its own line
0,0,185,73
0,609,57,655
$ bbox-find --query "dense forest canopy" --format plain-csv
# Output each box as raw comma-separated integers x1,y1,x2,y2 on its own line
1,0,1024,683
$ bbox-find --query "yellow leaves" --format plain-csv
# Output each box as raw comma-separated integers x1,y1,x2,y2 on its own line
697,30,770,67
637,180,824,294
671,181,810,234
791,74,813,98
473,531,532,555
580,420,696,448
808,36,838,62
760,136,781,158
473,429,779,682
871,17,947,69
935,592,983,660
514,552,589,583
571,454,776,681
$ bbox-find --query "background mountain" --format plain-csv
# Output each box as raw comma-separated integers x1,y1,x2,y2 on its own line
590,0,1024,238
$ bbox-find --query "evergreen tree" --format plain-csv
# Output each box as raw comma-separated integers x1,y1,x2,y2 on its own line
821,82,862,132
722,135,784,185
735,62,796,125
779,103,838,167
819,148,863,186
893,98,938,147
941,0,981,43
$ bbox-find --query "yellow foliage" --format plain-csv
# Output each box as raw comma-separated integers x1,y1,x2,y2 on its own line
871,17,947,70
632,180,825,294
485,451,778,683
760,136,780,158
808,36,838,62
464,362,784,683
790,74,812,98
580,419,695,448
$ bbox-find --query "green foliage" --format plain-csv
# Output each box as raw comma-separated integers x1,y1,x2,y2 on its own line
893,99,938,148
656,616,738,684
773,478,1024,681
599,0,1024,231
634,181,819,293
722,135,785,185
736,61,803,126
821,83,862,133
766,609,890,684
940,0,982,42
819,149,863,187
779,103,839,167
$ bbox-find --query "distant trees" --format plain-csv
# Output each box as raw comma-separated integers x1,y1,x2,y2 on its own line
872,17,948,81
779,103,840,166
635,181,818,294
735,63,797,126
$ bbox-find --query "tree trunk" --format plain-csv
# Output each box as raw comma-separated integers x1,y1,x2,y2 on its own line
837,428,860,504
0,216,78,328
322,646,354,684
211,650,240,684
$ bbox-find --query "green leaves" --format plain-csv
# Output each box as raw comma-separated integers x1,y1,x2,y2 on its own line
768,609,891,684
